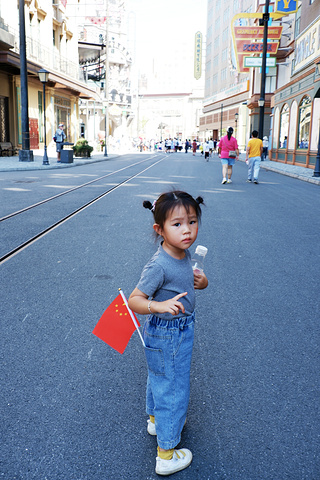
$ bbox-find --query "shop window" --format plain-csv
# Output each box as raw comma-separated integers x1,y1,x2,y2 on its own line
279,104,289,148
297,96,311,149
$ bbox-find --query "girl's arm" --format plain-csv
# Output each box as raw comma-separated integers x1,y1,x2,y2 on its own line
193,272,208,290
128,287,187,316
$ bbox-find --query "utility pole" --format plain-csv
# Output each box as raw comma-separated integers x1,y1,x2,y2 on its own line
258,0,270,140
104,0,109,157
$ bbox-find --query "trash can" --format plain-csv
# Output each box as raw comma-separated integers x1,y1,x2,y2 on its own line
61,142,74,163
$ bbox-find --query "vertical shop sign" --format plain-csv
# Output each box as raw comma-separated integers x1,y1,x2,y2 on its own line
194,31,202,80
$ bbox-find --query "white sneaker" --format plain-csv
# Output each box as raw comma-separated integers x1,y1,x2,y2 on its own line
227,179,232,183
155,449,193,476
147,419,156,436
221,178,227,184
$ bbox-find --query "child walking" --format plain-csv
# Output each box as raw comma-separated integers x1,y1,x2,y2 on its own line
128,190,208,476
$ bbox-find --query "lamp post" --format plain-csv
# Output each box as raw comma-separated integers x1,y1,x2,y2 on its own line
235,112,239,138
103,99,108,156
258,0,270,140
220,103,223,139
19,0,33,162
38,68,49,165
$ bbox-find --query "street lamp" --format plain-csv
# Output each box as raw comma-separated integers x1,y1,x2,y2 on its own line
235,112,239,137
103,98,108,156
38,68,49,165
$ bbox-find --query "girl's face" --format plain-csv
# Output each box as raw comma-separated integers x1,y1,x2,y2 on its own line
154,205,198,259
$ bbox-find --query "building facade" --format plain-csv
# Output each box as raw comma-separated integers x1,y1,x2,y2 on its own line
0,0,98,153
201,0,320,170
200,0,255,150
271,0,320,168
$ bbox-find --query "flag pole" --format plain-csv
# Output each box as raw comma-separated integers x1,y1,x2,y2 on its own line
119,288,145,347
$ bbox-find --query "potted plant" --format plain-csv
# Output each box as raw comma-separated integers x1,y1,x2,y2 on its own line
73,138,94,157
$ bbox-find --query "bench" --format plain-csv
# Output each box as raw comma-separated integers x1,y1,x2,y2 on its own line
0,142,18,156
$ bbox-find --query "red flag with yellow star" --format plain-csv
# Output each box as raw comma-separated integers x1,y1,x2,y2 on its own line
93,293,141,354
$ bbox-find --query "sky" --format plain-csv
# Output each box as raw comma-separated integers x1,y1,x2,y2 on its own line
126,0,207,72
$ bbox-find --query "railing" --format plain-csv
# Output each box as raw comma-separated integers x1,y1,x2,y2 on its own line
8,25,79,80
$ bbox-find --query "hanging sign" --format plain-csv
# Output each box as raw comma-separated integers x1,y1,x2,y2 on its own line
194,31,202,80
275,0,298,14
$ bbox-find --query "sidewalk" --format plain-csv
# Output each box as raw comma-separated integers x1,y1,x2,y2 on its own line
0,149,319,185
0,148,121,172
238,153,320,185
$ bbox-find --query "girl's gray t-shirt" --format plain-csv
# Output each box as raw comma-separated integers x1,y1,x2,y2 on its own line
136,243,195,320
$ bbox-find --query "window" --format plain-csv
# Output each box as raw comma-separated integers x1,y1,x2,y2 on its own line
223,7,230,23
213,54,219,68
221,68,227,82
222,27,229,43
214,36,220,50
279,104,289,148
295,5,301,38
297,96,311,149
221,48,228,63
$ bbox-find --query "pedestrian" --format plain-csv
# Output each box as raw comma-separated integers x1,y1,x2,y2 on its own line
192,139,197,156
213,139,217,153
262,136,268,161
218,126,239,184
185,139,189,153
54,123,66,162
282,136,287,149
246,130,263,184
128,190,208,476
204,140,210,161
208,138,213,157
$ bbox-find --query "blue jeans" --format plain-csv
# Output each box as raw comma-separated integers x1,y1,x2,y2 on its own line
143,312,195,449
248,156,261,180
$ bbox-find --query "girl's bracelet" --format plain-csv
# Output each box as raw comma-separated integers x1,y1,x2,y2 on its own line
148,300,154,314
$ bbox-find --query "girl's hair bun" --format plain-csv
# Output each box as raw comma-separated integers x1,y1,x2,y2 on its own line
196,196,204,205
143,200,153,210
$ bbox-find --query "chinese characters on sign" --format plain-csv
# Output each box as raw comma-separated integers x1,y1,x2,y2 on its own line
194,32,202,80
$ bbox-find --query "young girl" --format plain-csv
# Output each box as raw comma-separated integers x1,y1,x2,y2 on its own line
128,190,208,476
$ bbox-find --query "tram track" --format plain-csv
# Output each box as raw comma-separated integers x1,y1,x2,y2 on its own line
0,154,161,223
0,155,165,265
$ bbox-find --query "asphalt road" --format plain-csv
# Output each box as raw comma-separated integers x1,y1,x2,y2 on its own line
1,152,319,479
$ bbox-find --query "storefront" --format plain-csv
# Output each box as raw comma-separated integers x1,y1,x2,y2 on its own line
271,17,320,168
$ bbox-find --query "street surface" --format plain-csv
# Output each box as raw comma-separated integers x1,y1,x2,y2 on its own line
1,152,319,479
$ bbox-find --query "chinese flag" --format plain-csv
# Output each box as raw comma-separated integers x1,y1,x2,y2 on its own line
93,294,140,354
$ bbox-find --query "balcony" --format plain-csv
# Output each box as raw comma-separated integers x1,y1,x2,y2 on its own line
0,18,14,50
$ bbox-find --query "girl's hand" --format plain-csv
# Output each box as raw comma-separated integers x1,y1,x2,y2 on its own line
194,271,208,290
153,292,188,316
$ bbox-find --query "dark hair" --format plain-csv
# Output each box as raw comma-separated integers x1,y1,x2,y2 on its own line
227,127,234,141
252,130,259,138
143,190,204,228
